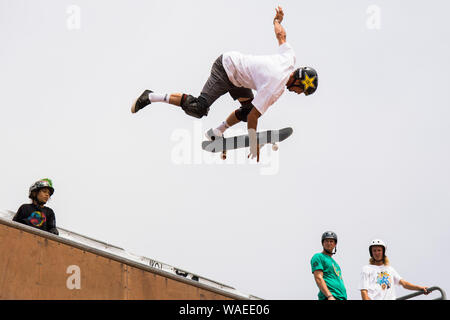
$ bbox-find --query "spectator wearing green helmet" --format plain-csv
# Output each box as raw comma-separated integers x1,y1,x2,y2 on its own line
13,178,59,235
310,231,347,300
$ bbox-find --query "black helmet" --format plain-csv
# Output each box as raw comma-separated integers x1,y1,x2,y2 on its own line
289,67,318,96
321,231,338,244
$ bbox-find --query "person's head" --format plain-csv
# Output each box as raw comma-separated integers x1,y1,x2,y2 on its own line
321,231,338,255
286,67,318,96
369,239,389,265
29,178,54,206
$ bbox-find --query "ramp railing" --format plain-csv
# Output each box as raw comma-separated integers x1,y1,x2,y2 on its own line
397,286,446,300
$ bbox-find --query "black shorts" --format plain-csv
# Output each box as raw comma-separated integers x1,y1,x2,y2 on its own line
199,55,254,108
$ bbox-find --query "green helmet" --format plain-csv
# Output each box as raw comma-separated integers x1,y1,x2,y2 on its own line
29,178,54,197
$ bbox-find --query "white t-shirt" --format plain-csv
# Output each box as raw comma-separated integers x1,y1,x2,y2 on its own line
222,42,296,115
359,264,402,300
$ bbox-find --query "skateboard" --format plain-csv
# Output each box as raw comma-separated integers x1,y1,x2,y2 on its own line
202,127,293,160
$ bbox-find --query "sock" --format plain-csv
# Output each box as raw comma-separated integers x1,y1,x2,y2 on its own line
148,92,170,103
215,121,230,135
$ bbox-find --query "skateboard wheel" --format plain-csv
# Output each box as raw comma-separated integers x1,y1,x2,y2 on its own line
272,143,278,151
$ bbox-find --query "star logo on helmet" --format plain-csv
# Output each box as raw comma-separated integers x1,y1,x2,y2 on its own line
302,74,316,91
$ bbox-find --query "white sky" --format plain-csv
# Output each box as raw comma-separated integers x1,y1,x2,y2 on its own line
1,0,449,300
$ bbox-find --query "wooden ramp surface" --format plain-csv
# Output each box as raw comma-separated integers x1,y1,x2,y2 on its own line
0,221,237,300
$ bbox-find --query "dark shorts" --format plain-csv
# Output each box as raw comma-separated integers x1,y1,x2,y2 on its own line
199,55,254,108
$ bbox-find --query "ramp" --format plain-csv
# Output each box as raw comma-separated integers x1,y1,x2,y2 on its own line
0,209,259,300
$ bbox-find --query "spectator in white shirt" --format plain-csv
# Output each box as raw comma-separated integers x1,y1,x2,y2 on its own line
359,239,430,300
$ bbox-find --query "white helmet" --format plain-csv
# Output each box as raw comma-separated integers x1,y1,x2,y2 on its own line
369,239,387,257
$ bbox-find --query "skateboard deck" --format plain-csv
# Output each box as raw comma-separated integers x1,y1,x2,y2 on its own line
202,127,293,153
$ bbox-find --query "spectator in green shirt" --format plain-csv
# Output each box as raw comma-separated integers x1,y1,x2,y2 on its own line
310,231,347,300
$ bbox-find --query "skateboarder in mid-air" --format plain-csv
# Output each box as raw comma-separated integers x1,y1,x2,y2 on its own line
131,6,318,161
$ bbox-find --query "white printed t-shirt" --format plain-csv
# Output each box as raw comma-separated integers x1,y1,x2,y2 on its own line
222,42,296,115
359,264,402,300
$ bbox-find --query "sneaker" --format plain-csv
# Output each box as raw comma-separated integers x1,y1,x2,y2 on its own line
131,90,153,113
205,128,223,141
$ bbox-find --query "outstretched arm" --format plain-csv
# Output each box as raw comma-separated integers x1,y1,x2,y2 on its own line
273,6,286,45
399,279,430,295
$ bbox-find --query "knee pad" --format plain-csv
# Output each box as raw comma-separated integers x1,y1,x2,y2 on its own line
234,100,254,122
181,94,209,119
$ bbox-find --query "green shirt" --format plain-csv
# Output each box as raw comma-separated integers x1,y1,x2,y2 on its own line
311,252,347,300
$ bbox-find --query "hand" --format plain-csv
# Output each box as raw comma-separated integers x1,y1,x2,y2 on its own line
274,6,284,23
248,143,260,162
422,287,430,295
327,295,336,300
247,128,260,162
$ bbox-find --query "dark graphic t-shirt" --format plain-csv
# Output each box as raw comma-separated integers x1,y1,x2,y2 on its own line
13,204,59,235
